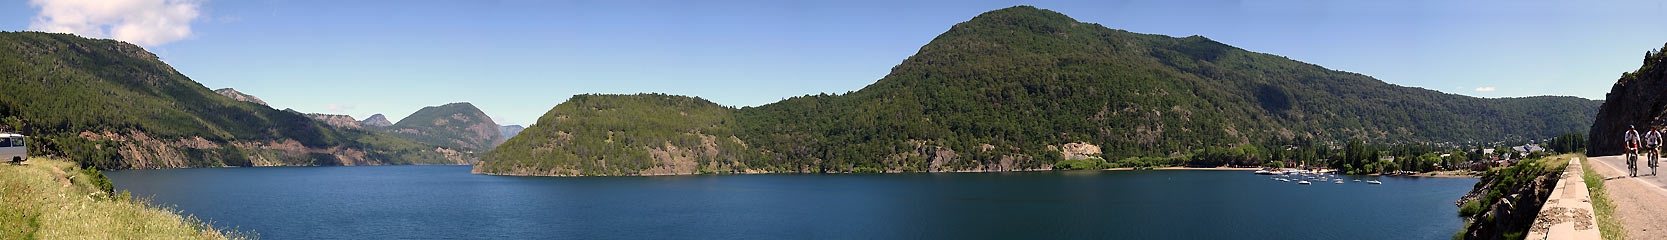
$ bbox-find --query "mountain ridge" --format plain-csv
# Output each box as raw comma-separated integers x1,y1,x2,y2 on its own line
478,6,1600,176
375,102,504,160
0,31,461,169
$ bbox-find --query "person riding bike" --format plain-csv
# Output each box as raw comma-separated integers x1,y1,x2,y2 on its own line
1649,125,1662,176
1627,125,1642,177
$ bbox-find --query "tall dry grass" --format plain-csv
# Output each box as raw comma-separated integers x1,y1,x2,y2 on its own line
1,157,253,240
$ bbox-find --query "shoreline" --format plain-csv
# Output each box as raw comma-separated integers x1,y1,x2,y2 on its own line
1103,167,1261,171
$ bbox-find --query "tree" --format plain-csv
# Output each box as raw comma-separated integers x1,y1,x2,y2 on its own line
1547,132,1586,154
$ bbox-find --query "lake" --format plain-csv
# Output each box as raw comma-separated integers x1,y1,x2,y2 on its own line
106,166,1476,239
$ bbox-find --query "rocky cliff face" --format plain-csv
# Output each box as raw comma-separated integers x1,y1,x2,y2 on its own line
361,114,393,127
214,88,267,106
499,125,524,140
1454,157,1565,240
1589,44,1667,156
306,113,361,129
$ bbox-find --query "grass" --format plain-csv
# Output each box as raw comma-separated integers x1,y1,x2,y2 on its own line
1537,153,1576,173
0,157,254,240
1580,156,1625,240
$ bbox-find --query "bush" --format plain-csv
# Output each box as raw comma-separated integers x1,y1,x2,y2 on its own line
1458,200,1484,217
78,167,114,195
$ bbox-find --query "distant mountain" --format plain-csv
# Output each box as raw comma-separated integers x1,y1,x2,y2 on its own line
478,6,1600,176
499,125,525,140
306,113,361,129
0,31,460,169
214,88,267,106
361,114,393,127
1589,43,1667,156
376,102,503,157
476,94,749,176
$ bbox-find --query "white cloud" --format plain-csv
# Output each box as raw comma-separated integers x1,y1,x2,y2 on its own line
327,104,355,112
1475,87,1497,92
27,0,202,47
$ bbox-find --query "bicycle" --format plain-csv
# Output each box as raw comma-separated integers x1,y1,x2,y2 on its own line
1652,147,1660,176
1629,147,1638,177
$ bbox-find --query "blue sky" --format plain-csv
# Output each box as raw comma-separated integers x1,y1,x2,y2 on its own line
5,0,1666,126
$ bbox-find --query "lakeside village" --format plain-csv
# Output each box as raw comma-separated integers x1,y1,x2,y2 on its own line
1216,136,1576,184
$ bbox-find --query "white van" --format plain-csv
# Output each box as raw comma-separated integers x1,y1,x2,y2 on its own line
0,133,26,163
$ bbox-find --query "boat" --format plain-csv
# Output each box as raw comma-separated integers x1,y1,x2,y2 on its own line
1255,170,1271,175
1366,180,1383,184
1280,178,1291,182
1334,180,1344,184
1353,179,1361,182
1297,180,1312,185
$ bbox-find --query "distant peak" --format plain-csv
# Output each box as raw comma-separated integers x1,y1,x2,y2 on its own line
361,113,393,127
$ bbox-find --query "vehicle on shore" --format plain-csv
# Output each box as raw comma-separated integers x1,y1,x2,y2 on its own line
0,133,25,163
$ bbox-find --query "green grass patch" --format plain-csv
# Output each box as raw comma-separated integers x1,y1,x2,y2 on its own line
1581,156,1625,240
0,157,253,239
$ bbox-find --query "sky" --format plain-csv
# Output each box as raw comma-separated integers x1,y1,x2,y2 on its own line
4,0,1666,126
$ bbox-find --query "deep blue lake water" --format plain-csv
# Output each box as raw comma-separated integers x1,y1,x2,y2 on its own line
106,166,1476,239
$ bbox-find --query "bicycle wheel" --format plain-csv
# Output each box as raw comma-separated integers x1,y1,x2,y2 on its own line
1630,154,1638,176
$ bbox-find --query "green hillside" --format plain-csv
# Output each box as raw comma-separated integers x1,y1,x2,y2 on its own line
476,94,756,176
374,102,503,154
482,6,1600,176
0,31,453,169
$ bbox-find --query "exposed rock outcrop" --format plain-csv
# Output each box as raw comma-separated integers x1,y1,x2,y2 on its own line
1589,44,1667,156
306,113,361,129
1454,158,1564,240
361,114,393,127
74,130,468,169
1050,142,1102,160
214,88,268,106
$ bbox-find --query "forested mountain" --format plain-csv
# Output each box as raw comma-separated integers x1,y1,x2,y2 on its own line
480,6,1599,176
371,102,503,156
0,31,461,169
476,94,756,176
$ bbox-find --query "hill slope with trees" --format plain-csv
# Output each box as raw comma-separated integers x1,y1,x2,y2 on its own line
371,102,504,161
483,6,1599,175
0,31,459,169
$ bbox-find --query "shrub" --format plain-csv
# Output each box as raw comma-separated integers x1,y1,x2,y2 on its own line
1458,200,1484,217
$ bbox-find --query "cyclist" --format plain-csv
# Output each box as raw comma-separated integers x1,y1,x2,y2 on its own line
1627,125,1642,177
1650,125,1662,176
